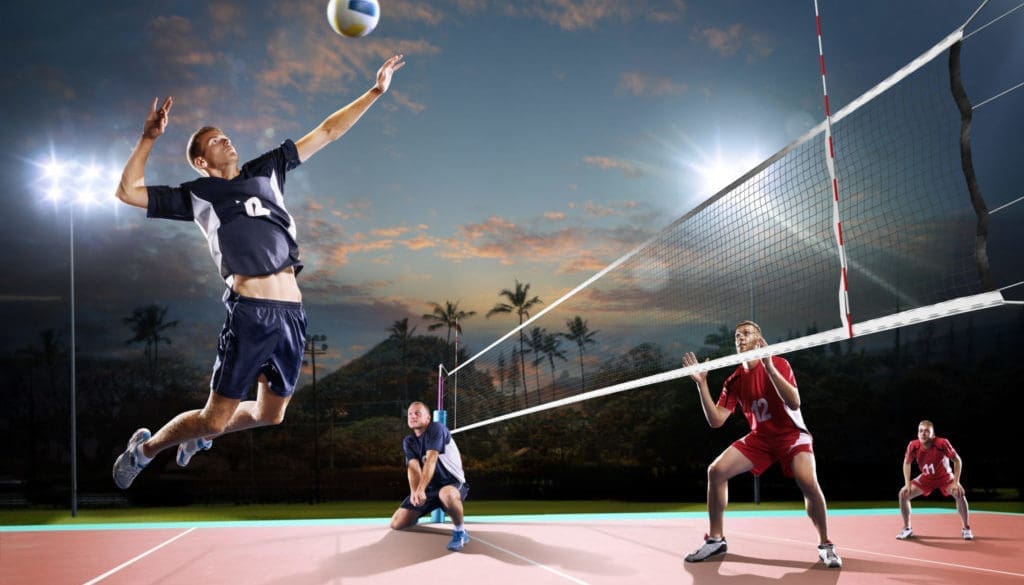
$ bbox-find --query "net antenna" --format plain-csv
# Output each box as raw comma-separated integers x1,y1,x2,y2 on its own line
446,0,1020,434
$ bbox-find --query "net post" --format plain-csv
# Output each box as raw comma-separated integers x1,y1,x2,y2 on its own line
431,364,447,524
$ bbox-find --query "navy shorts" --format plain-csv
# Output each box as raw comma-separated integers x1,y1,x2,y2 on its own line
210,292,307,399
400,483,470,517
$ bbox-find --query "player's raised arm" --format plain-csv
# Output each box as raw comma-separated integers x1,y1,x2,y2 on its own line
116,96,173,209
683,351,731,428
295,54,405,163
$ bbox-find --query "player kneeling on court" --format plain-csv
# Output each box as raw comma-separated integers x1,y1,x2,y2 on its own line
389,401,470,552
897,419,973,541
682,321,842,568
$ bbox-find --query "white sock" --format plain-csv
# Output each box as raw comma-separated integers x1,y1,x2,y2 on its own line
135,445,152,465
454,524,465,532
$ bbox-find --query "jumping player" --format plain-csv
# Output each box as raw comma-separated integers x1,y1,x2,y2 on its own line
111,55,406,489
681,320,842,568
897,420,972,540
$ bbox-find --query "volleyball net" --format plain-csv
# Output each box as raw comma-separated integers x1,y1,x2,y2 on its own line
442,4,1024,433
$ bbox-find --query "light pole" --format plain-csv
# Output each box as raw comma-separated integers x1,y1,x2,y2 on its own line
304,334,328,503
40,158,117,517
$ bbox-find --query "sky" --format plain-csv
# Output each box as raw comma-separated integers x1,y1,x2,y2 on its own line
1,0,1021,376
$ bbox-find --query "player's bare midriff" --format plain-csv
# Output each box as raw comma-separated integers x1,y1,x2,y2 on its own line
232,266,301,302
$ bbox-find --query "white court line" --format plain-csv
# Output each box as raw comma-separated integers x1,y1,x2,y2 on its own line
81,527,196,585
472,534,591,585
729,529,1024,579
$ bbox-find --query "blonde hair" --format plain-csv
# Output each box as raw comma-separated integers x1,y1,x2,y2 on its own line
735,320,762,336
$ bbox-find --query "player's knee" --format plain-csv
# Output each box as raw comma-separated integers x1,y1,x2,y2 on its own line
259,409,286,426
707,461,726,483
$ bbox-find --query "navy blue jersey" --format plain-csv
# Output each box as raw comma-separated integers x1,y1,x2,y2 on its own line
146,140,303,285
403,422,466,487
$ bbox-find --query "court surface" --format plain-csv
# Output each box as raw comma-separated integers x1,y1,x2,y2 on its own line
2,509,1021,584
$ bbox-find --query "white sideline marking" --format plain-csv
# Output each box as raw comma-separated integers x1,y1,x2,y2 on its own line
473,534,592,585
730,529,1024,578
82,527,196,585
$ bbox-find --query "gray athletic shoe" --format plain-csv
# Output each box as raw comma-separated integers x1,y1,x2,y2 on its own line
176,437,213,467
685,535,727,562
896,527,913,540
112,428,151,489
818,542,842,568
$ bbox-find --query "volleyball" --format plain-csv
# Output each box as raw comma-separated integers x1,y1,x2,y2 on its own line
327,0,380,38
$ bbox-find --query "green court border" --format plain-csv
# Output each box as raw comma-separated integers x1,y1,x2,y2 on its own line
2,507,1019,533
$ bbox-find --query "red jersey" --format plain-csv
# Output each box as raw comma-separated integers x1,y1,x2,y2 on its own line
905,437,957,481
718,356,808,436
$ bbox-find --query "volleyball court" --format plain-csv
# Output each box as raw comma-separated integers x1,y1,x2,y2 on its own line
6,2,1024,584
2,510,1022,584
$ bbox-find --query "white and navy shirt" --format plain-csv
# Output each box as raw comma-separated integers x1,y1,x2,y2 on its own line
146,139,303,287
403,422,466,487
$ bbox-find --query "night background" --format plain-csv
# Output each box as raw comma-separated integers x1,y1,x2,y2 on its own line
1,0,1021,510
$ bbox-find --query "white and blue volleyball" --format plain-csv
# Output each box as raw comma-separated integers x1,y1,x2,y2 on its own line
327,0,380,38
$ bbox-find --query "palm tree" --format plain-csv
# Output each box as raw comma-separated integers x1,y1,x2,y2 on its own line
560,316,598,393
496,354,508,396
541,331,567,400
525,327,546,401
422,300,476,367
124,304,178,388
486,279,543,408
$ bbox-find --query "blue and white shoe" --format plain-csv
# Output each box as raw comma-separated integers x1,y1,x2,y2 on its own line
112,428,151,489
176,437,213,467
447,529,470,551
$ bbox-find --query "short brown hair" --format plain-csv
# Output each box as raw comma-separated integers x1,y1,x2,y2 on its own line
186,126,219,173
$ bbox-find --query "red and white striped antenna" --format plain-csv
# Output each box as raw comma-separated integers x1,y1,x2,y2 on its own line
814,0,854,338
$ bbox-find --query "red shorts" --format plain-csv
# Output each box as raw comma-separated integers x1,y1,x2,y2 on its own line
912,474,954,497
732,430,814,477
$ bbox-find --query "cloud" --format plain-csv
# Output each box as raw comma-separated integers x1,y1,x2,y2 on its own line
147,15,222,70
371,225,414,238
582,156,645,178
693,23,774,60
387,0,447,25
618,72,688,97
503,0,685,31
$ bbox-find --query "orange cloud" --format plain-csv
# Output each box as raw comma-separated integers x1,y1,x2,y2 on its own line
503,0,684,31
619,72,688,97
694,23,774,60
582,156,644,178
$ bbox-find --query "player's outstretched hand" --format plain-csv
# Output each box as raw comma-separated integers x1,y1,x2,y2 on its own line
143,97,173,140
374,54,406,94
682,352,708,385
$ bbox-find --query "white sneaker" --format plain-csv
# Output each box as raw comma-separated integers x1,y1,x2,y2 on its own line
685,535,727,562
962,527,973,540
112,428,151,489
896,527,913,540
176,437,213,467
818,542,842,568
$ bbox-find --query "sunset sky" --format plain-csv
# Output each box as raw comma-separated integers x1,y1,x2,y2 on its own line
2,0,1020,376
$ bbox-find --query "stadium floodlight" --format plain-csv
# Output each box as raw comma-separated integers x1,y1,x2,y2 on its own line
36,154,119,517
